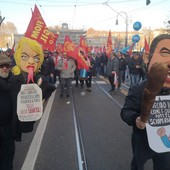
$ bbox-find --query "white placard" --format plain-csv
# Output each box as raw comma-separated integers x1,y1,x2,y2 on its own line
146,95,170,153
17,84,43,122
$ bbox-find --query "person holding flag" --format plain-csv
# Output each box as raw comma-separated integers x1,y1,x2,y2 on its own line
85,52,94,92
56,51,76,102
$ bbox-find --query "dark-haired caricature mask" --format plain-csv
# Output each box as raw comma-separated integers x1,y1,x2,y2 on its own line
148,39,170,89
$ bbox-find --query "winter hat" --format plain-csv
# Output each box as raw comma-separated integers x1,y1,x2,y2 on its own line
0,53,12,65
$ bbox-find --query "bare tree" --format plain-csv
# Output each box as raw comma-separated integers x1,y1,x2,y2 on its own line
0,21,17,49
163,12,170,34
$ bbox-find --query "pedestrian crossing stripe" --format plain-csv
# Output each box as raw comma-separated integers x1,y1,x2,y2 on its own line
93,81,107,84
55,80,107,85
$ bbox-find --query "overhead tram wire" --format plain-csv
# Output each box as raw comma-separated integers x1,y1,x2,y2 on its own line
127,0,169,16
72,0,79,29
35,0,55,28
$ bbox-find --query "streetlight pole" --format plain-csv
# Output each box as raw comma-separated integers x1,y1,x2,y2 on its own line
115,11,128,47
0,11,5,26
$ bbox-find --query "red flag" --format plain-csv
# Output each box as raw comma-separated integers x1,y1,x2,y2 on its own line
25,4,58,51
106,30,113,56
11,40,15,54
55,43,63,53
79,36,88,56
103,45,106,53
88,46,93,53
63,35,77,60
63,35,88,70
128,43,135,57
144,37,150,53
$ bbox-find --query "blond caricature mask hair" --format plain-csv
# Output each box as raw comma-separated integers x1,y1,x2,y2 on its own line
12,37,44,75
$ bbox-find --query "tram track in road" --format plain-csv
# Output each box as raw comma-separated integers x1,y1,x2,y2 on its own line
70,90,88,170
93,76,130,108
71,78,133,170
56,78,129,170
15,78,131,170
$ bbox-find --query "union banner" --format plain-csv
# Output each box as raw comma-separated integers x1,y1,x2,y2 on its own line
25,4,58,52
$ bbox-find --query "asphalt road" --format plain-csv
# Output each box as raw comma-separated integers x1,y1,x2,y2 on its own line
13,77,152,170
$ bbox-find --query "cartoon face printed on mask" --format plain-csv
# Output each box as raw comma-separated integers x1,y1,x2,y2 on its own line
13,37,44,83
20,42,40,73
148,39,170,88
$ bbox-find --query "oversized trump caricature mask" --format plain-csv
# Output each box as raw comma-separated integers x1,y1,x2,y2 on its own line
12,37,44,83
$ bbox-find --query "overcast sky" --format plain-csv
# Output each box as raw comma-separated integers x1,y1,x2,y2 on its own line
0,0,170,33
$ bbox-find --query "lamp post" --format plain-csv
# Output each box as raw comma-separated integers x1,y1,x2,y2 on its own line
0,11,5,26
115,11,128,47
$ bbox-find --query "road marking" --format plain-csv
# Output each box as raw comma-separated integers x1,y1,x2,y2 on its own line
98,85,123,108
121,88,128,96
93,80,107,84
21,90,56,170
71,91,84,170
55,80,107,86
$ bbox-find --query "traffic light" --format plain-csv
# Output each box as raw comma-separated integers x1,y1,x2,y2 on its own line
146,0,151,5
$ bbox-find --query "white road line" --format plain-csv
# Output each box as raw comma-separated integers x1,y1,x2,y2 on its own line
21,90,56,170
71,91,84,170
56,80,106,86
98,85,123,108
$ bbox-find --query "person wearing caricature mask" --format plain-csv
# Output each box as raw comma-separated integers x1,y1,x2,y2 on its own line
10,37,56,142
121,34,170,170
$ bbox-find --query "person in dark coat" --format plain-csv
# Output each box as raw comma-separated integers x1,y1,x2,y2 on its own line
128,52,142,85
10,37,56,141
106,51,119,94
0,53,14,170
117,51,127,89
40,49,55,84
120,34,170,170
100,52,108,77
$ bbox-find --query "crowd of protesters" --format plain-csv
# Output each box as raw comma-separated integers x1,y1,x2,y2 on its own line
0,47,151,106
1,33,170,170
0,46,149,91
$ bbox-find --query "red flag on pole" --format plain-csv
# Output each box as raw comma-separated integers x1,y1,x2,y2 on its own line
55,43,63,53
79,36,88,56
63,35,89,70
11,40,15,54
128,43,135,57
25,4,58,52
144,37,150,53
106,30,113,57
63,35,77,60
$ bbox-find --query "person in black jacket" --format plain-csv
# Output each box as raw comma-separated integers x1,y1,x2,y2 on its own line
121,34,170,170
128,52,142,86
117,51,127,89
0,53,14,170
40,50,55,84
10,37,56,142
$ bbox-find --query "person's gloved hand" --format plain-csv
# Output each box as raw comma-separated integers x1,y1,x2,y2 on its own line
140,62,169,123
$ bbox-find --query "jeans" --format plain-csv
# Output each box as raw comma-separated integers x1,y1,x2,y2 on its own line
108,75,115,91
130,74,140,85
86,71,92,88
118,70,124,88
60,78,72,96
